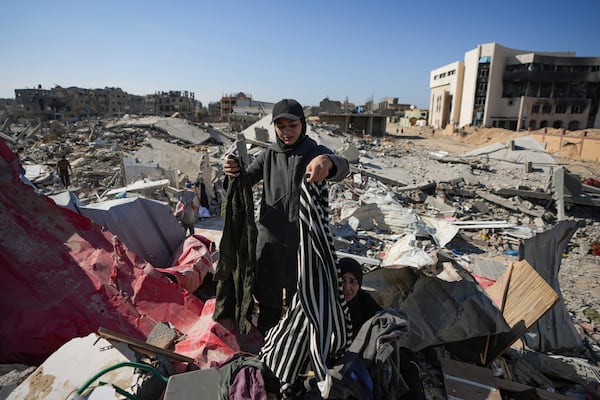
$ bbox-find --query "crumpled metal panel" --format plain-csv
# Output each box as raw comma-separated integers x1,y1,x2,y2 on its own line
519,220,583,352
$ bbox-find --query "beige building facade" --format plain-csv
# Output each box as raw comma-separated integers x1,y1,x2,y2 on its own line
430,43,600,131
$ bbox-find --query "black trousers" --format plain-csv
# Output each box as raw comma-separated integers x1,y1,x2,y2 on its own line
59,171,70,187
257,304,283,336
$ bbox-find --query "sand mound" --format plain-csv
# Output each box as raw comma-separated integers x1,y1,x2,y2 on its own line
456,127,525,146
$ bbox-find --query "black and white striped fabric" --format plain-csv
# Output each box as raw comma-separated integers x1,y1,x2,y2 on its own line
259,177,352,398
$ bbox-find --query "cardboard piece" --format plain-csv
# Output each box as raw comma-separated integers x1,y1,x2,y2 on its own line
482,260,559,365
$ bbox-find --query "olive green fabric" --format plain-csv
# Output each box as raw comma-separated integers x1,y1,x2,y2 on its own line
213,171,257,334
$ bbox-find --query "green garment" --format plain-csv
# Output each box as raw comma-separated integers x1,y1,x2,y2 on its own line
212,171,257,334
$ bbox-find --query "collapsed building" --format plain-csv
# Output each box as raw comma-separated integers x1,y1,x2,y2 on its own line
1,114,599,399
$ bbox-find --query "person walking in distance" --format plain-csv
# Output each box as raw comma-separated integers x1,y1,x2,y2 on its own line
179,182,199,236
56,155,73,188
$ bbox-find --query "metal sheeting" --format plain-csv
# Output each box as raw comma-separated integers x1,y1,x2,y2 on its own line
80,197,184,268
519,220,584,352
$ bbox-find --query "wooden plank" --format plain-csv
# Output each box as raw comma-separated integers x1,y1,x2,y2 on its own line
482,260,559,365
476,191,545,218
98,327,195,363
349,165,410,188
495,188,552,200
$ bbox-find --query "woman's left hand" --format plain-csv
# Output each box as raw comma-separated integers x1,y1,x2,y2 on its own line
305,155,333,183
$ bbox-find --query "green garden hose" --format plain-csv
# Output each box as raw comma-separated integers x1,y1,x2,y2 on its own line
76,361,168,396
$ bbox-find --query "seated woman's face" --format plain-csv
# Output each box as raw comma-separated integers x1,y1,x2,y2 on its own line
342,272,359,302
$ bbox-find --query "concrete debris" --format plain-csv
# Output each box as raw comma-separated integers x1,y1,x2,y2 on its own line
79,196,185,268
2,117,600,399
7,333,142,400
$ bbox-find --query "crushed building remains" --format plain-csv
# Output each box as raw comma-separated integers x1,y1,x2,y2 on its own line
1,114,599,399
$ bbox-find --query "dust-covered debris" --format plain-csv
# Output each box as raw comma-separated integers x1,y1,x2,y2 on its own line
2,117,600,399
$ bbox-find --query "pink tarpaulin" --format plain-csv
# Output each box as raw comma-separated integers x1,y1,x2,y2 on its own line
176,299,263,369
0,140,262,366
155,234,215,293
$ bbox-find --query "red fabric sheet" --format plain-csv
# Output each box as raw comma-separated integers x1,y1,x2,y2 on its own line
155,234,215,293
0,139,262,366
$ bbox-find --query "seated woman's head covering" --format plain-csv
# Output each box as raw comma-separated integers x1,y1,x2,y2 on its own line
338,257,363,287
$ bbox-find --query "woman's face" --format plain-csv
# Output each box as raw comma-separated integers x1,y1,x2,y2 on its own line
342,272,359,302
275,118,302,145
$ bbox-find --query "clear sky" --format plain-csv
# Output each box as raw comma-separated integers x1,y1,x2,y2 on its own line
1,0,599,109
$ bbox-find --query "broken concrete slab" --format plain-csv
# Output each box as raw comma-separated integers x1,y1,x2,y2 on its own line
122,156,177,186
521,351,600,386
463,135,559,173
105,178,170,197
80,196,185,268
7,333,140,400
49,190,83,213
131,138,203,186
107,116,212,145
240,113,349,151
476,190,546,218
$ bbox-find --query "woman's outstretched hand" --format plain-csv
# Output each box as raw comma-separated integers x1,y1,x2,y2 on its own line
305,155,333,183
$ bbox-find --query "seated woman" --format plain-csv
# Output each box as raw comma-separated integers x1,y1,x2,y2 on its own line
339,257,382,338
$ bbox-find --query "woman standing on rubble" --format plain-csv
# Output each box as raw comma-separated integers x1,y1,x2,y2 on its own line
223,98,350,335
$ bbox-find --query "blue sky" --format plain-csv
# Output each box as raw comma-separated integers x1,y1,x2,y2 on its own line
1,0,599,109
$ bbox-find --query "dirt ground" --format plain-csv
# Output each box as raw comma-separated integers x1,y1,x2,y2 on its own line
385,123,600,179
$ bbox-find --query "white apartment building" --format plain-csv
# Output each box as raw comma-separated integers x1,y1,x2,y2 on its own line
429,42,600,131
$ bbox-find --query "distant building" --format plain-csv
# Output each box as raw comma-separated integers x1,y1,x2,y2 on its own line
375,97,412,116
319,98,342,114
318,112,387,136
429,42,600,130
207,102,221,119
8,85,199,121
229,98,275,130
397,107,429,128
144,90,197,117
220,92,250,121
232,98,274,117
12,86,62,120
61,86,132,118
316,97,389,135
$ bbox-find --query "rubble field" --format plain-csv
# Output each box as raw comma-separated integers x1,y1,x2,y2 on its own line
386,124,600,329
2,116,600,399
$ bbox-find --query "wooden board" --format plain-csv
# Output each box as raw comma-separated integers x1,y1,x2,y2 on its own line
98,327,195,363
482,260,559,365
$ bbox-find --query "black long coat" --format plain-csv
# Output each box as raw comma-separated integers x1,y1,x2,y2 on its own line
246,136,349,308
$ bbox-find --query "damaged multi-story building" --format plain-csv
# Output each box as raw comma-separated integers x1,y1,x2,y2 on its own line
3,85,201,122
143,90,199,118
429,42,600,130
